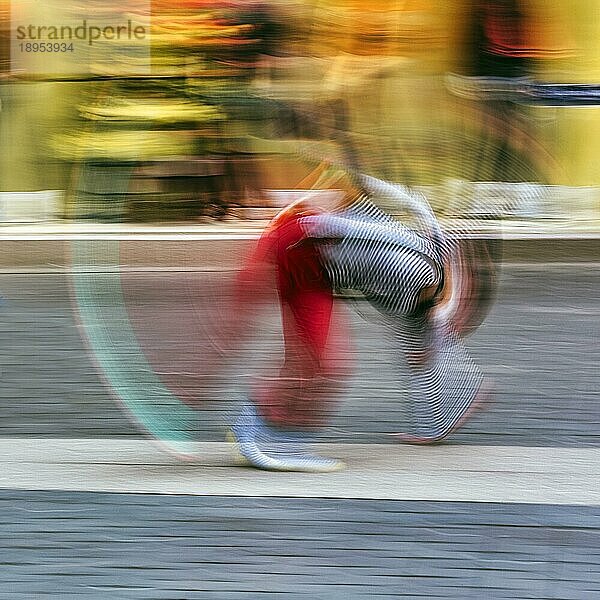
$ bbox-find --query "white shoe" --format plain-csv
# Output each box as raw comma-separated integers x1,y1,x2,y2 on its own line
230,404,345,473
230,432,345,473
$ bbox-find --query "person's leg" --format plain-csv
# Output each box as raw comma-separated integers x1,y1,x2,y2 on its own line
232,288,351,472
375,245,488,443
390,310,485,443
255,289,338,427
231,215,352,471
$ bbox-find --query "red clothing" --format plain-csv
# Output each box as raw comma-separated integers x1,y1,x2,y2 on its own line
235,209,351,428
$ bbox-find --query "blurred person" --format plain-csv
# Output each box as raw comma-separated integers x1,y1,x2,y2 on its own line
468,0,532,79
460,0,573,181
224,165,489,472
462,0,535,181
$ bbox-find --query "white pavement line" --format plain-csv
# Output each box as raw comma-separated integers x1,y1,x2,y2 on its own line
0,439,599,505
0,234,262,241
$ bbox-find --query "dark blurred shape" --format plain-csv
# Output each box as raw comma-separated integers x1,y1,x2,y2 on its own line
466,0,573,78
468,0,533,78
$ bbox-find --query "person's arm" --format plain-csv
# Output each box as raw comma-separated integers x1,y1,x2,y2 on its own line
359,175,437,230
300,212,429,252
359,174,450,262
299,214,355,241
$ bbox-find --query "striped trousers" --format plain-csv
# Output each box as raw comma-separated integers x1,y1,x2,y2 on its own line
301,208,485,441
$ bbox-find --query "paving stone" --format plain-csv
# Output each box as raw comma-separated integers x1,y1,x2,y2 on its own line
1,491,599,598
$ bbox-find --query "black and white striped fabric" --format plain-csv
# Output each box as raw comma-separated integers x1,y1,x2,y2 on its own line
299,176,483,441
300,175,448,316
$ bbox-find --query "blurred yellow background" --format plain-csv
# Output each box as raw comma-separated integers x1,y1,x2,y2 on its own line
0,0,598,220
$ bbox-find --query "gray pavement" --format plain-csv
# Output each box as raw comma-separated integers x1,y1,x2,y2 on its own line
0,263,598,446
0,262,599,598
1,435,600,600
1,488,599,599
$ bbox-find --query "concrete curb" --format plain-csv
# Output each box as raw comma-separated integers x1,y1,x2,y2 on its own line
1,438,600,505
0,228,598,271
